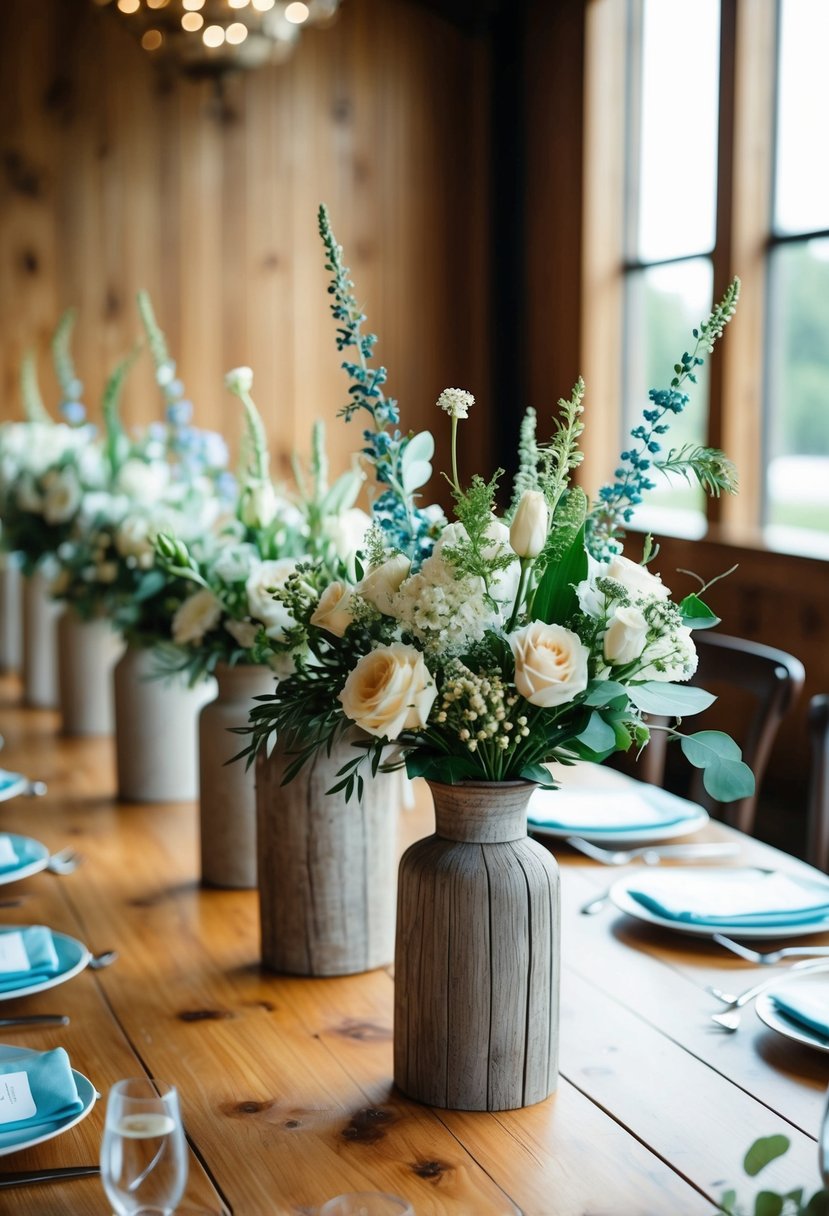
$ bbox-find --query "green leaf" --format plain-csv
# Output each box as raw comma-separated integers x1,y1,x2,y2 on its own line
626,682,716,717
583,680,627,706
743,1135,790,1177
519,762,556,787
321,469,363,516
133,570,167,603
576,711,617,756
680,593,722,630
719,1188,738,1214
401,431,434,494
680,730,756,802
405,753,481,784
753,1192,783,1216
804,1190,829,1216
533,518,588,626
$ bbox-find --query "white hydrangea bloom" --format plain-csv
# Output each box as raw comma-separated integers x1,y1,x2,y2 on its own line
436,387,475,419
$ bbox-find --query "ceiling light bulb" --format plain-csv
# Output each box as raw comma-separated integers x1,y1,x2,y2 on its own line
146,0,169,9
225,22,249,44
228,0,250,7
181,11,203,30
182,0,205,9
117,0,140,12
202,24,226,47
141,28,163,49
285,1,309,22
252,0,275,11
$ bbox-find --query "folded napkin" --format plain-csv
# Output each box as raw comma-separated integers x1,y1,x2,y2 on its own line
627,868,829,927
0,927,61,992
0,836,21,874
0,771,23,800
528,787,699,833
0,1047,83,1130
771,980,829,1041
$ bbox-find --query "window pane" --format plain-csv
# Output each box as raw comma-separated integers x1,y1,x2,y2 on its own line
775,0,829,235
623,259,713,538
636,0,720,262
765,239,829,554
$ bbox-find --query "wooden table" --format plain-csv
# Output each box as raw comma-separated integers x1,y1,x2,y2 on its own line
0,674,827,1214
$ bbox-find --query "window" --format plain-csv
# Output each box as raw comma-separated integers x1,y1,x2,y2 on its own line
606,0,829,555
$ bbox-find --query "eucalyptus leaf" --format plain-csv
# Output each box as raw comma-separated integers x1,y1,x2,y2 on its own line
627,681,716,717
743,1135,790,1178
576,711,617,755
754,1191,784,1216
584,680,627,706
680,730,755,802
321,468,363,516
679,593,721,630
133,570,167,603
402,460,433,494
804,1190,829,1215
401,430,435,467
520,762,555,787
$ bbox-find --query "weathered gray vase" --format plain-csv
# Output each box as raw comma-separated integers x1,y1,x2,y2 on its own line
0,554,22,675
394,780,560,1111
57,609,125,737
22,568,61,709
199,662,275,889
114,645,217,803
256,733,399,976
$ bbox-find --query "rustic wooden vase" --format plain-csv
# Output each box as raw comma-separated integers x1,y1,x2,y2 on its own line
113,644,217,803
394,780,560,1112
198,662,275,889
57,609,125,737
0,554,22,675
22,568,61,709
256,734,399,976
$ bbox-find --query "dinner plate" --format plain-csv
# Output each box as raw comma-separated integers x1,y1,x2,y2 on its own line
0,771,30,804
756,973,829,1054
0,929,91,1002
608,871,829,939
0,835,50,887
0,1045,96,1156
528,785,708,844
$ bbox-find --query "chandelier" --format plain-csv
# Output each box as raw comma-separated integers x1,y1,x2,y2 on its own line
94,0,343,76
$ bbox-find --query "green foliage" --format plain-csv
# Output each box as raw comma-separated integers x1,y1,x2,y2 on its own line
442,471,516,598
531,508,588,627
51,308,80,402
20,350,49,423
716,1135,828,1216
101,347,140,479
679,593,721,629
538,378,585,515
680,729,755,802
657,443,738,496
507,406,540,520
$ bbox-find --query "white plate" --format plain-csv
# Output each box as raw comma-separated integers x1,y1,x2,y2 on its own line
756,973,829,1054
0,834,50,887
0,1045,96,1156
609,871,829,939
528,786,708,844
0,771,30,804
0,929,91,1002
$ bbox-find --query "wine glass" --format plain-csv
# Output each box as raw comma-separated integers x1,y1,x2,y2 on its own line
820,1084,829,1189
318,1195,415,1216
100,1078,188,1216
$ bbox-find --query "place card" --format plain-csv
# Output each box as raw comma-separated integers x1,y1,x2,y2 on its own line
0,1071,36,1124
0,932,30,974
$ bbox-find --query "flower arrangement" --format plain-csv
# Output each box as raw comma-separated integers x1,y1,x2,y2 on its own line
151,366,368,682
236,214,752,805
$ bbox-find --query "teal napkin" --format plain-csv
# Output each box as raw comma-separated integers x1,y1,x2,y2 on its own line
0,927,61,992
0,836,22,875
771,984,829,1041
627,868,829,927
528,787,699,833
0,1047,83,1129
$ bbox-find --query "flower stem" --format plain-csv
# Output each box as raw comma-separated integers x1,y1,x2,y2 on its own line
451,415,460,495
507,558,531,633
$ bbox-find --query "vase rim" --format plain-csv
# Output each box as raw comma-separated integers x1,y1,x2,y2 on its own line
426,778,537,791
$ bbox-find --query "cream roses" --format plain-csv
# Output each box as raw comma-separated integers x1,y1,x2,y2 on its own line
509,621,589,708
172,588,223,646
339,643,436,739
310,580,356,638
603,605,649,666
245,558,299,640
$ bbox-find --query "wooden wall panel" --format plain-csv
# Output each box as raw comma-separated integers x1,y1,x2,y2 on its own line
0,0,491,483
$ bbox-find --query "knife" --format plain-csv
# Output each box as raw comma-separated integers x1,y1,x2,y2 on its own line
0,1015,69,1028
0,1166,100,1187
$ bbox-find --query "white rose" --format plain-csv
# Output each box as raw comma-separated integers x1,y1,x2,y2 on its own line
42,467,82,524
239,480,278,529
245,558,299,640
172,588,223,646
510,621,590,708
358,554,411,616
212,543,260,584
636,627,698,683
225,618,260,650
603,605,649,666
115,516,154,563
323,507,372,569
310,581,356,638
339,642,436,740
116,458,170,505
15,475,43,514
432,517,519,609
509,491,549,559
606,554,671,601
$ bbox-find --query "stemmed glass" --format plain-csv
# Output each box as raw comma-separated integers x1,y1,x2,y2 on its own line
100,1078,188,1216
820,1084,829,1190
319,1196,415,1216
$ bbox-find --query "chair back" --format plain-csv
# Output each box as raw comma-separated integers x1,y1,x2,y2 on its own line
807,694,829,873
636,632,805,835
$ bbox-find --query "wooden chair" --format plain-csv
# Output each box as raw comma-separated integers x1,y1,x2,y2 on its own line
634,632,805,836
807,694,829,873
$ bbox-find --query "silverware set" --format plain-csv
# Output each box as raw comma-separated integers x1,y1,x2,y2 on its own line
708,960,829,1031
572,838,742,915
0,1165,100,1188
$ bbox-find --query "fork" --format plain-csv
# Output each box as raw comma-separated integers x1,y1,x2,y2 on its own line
713,932,829,965
709,960,829,1030
567,837,741,866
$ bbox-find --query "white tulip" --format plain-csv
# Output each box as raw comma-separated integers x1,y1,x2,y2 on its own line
509,491,549,559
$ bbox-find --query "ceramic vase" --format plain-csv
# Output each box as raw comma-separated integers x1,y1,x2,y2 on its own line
57,609,125,737
198,662,275,889
256,732,399,976
22,568,61,709
0,554,22,675
114,645,217,803
394,780,560,1111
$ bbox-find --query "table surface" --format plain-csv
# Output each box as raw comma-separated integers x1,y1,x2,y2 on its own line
0,674,827,1215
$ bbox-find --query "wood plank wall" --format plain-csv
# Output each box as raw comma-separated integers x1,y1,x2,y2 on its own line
0,0,491,483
